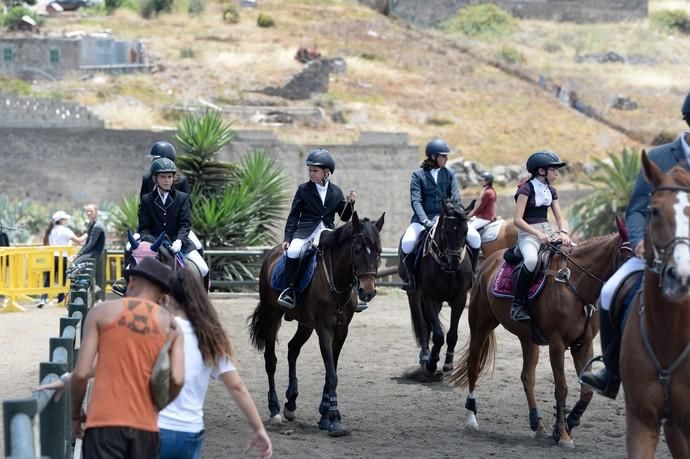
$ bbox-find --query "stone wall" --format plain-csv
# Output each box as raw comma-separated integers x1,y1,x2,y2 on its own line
0,93,104,128
0,37,81,80
361,0,647,25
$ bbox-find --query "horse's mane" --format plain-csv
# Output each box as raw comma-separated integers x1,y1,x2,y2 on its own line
665,165,690,188
445,201,469,221
319,218,381,251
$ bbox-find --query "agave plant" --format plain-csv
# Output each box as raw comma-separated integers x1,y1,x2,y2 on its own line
570,147,640,239
174,109,239,196
109,194,140,244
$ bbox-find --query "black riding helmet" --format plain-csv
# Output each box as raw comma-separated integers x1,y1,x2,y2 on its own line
425,139,451,158
479,171,493,185
149,141,176,162
526,151,566,175
305,148,335,172
682,91,690,123
150,157,177,176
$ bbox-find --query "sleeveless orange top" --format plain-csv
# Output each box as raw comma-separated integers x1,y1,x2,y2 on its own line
85,298,167,432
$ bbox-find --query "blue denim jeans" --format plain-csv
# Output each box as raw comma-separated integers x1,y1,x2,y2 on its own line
159,428,204,459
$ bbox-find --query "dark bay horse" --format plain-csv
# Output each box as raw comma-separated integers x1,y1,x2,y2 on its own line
449,226,631,448
405,200,475,375
620,154,690,458
250,212,384,437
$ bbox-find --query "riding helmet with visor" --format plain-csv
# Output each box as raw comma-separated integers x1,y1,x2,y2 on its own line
150,157,177,176
305,148,336,172
425,139,451,158
479,171,493,184
526,151,566,175
149,141,176,162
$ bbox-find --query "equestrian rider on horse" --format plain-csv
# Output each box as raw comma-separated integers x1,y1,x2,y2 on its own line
137,157,209,282
399,139,481,292
277,148,358,310
580,91,690,399
511,151,571,322
468,171,497,232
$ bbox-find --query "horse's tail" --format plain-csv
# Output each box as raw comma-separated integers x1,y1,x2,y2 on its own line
249,299,272,352
448,279,496,389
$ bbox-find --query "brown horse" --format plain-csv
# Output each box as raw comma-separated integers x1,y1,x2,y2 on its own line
620,154,690,458
449,226,631,448
249,211,384,437
405,200,474,375
480,219,518,259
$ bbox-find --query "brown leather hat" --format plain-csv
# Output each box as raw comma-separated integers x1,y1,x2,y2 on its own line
124,257,172,292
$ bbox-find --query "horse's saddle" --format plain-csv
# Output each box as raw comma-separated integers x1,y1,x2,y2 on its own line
490,246,549,301
478,219,503,243
271,244,318,294
610,271,643,329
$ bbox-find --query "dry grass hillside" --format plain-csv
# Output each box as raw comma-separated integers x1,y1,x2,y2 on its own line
22,0,690,165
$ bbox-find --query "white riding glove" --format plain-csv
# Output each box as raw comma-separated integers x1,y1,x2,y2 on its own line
171,239,182,253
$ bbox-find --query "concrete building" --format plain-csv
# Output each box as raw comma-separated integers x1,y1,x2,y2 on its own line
0,34,147,80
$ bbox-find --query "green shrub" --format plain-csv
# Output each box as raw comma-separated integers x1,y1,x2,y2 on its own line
0,78,33,96
257,13,274,28
187,0,204,15
140,0,173,18
3,6,44,30
426,117,453,126
650,9,690,34
223,4,239,23
497,45,525,65
542,41,561,53
179,47,195,59
650,130,676,146
442,3,515,40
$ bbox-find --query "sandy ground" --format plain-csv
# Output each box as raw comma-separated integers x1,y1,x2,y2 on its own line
1,290,673,458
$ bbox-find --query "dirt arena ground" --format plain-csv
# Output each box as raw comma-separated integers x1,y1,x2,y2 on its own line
1,290,673,458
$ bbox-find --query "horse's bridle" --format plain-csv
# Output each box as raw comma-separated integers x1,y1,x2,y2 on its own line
645,185,690,275
320,232,379,295
426,215,467,273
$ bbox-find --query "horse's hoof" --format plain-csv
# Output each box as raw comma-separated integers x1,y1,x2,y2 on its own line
318,417,330,431
328,422,350,437
464,409,479,431
558,438,575,449
284,408,296,422
442,363,454,372
269,414,283,425
534,425,549,438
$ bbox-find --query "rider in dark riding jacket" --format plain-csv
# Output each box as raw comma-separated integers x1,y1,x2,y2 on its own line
138,157,209,283
277,148,359,311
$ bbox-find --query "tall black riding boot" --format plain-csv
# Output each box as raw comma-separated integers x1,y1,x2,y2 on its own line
510,266,532,322
579,309,621,399
468,246,480,272
277,257,300,309
400,252,417,292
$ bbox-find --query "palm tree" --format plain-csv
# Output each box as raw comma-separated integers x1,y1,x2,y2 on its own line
570,147,640,238
175,109,238,196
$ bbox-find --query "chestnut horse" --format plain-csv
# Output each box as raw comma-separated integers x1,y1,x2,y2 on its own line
480,219,518,259
449,225,631,448
620,154,690,458
405,200,474,375
249,212,384,437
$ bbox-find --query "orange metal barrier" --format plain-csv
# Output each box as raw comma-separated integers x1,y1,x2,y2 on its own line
0,246,78,313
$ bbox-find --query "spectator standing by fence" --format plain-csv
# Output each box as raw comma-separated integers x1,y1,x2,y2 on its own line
73,204,107,297
38,211,85,308
159,268,272,459
71,257,185,458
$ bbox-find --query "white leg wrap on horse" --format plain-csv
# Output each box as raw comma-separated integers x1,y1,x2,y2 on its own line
185,249,209,277
465,409,479,431
599,256,645,311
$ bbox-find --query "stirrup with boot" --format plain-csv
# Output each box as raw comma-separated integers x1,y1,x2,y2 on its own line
510,266,532,322
277,257,300,310
400,252,416,292
354,301,368,313
579,309,621,399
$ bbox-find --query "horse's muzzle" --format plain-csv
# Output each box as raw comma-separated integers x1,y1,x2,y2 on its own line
662,265,690,302
357,275,377,302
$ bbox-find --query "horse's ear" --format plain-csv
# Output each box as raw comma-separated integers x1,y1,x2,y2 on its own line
375,212,385,232
352,211,361,232
127,229,140,250
151,232,166,252
641,150,663,187
464,199,476,214
615,215,629,243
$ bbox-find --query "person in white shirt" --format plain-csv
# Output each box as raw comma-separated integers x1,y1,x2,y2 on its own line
38,211,85,308
159,268,272,459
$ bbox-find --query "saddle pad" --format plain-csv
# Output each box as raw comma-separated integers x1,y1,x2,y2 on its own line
490,261,546,301
479,220,502,243
271,253,318,294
